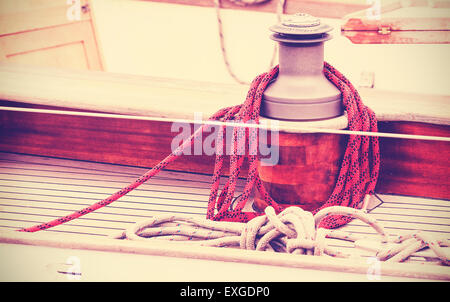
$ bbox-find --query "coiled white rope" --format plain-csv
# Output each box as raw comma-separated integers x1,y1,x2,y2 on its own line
113,198,450,265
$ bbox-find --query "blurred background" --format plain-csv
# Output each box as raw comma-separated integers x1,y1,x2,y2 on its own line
1,0,449,96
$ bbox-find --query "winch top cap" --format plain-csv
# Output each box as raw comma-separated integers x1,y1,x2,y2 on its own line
282,13,320,27
270,13,333,36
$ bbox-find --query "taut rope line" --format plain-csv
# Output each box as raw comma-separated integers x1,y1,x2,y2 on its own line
18,62,378,232
213,0,286,85
1,106,449,142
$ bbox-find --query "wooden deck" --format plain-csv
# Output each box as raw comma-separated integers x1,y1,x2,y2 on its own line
0,151,448,282
1,63,449,201
0,64,448,281
1,152,448,238
0,152,229,236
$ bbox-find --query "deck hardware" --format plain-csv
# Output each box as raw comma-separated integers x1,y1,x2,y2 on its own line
261,13,343,120
359,70,376,88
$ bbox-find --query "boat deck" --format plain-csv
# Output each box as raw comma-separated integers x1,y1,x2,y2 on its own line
0,152,449,281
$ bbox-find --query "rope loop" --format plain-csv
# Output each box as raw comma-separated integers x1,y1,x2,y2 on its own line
114,203,450,265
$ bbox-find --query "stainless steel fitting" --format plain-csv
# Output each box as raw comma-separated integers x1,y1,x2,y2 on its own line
261,13,343,120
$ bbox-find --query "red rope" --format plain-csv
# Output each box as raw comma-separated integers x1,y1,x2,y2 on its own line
18,63,379,232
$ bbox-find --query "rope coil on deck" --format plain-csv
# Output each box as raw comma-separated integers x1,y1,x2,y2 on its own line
114,204,449,265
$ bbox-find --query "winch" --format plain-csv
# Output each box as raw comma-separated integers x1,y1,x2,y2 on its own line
261,13,343,120
18,12,380,232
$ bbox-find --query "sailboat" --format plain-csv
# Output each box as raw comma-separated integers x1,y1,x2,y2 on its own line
0,0,448,282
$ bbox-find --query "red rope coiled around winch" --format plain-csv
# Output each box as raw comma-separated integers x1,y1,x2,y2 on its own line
18,63,379,232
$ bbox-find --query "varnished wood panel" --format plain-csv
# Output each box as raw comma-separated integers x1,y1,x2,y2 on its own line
376,121,450,200
341,1,450,44
0,103,449,200
141,0,370,19
0,0,103,71
342,30,450,44
0,0,91,36
256,131,346,211
0,102,241,177
6,42,89,70
0,20,103,71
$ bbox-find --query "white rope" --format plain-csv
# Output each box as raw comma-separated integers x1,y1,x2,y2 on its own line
113,198,450,265
213,0,286,85
2,106,449,142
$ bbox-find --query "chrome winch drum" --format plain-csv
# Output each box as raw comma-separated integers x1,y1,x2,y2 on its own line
261,13,343,120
